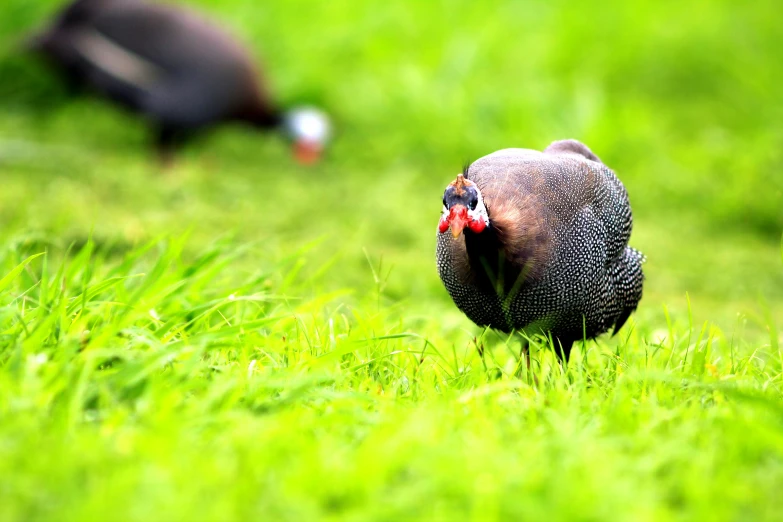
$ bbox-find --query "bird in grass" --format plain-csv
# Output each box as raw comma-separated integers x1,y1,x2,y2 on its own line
26,0,331,165
436,140,645,362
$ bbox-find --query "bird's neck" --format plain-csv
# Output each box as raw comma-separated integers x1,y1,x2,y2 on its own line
237,98,283,129
464,223,540,298
464,224,501,254
465,226,514,292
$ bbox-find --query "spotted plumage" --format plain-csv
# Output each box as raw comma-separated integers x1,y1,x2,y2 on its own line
436,140,645,360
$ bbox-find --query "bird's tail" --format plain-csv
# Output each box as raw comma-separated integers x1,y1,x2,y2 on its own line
19,31,48,54
609,246,645,335
627,246,647,264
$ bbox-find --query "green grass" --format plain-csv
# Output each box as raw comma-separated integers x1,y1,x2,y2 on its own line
0,0,782,520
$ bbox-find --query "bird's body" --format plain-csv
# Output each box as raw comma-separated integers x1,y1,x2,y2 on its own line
436,140,644,359
28,0,329,163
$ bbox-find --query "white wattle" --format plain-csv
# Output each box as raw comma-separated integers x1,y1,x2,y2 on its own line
285,107,331,144
468,204,489,227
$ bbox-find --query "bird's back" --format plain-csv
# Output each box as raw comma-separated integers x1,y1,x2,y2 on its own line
469,144,632,260
90,3,253,76
32,0,273,128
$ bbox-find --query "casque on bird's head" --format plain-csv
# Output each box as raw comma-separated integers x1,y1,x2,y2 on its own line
282,106,331,164
438,173,489,238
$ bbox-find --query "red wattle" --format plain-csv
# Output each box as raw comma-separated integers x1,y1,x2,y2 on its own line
468,219,487,233
438,217,449,233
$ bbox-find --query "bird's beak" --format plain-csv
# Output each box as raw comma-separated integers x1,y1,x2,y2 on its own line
293,140,322,165
449,205,468,238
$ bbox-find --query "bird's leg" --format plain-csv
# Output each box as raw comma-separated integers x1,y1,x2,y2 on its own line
514,336,533,381
554,337,574,364
519,338,531,371
474,336,490,373
157,147,176,170
475,336,485,359
154,126,184,170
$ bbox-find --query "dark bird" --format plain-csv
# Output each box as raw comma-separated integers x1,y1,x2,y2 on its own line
436,140,645,361
26,0,330,164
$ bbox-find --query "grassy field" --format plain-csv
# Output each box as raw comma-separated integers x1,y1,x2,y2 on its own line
1,0,782,520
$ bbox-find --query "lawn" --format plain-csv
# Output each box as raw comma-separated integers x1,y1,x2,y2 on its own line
0,0,782,520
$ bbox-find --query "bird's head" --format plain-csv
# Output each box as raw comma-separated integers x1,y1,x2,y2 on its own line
282,107,331,164
438,173,489,238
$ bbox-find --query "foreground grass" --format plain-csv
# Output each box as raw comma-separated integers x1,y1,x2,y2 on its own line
1,0,781,327
1,241,782,521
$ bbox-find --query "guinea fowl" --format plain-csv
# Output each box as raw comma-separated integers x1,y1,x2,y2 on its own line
436,140,644,361
27,0,330,164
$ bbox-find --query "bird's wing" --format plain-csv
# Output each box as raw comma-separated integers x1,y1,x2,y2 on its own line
543,140,634,261
611,307,634,336
52,0,135,29
69,27,164,90
90,3,251,74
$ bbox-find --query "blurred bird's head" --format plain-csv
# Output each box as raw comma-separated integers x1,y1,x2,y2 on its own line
282,107,331,164
439,173,489,238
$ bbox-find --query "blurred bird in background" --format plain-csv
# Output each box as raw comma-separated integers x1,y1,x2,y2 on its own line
26,0,331,166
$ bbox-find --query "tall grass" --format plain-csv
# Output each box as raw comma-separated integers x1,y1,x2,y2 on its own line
0,240,781,520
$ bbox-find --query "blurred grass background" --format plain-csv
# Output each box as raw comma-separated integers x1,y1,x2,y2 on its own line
1,0,781,328
0,0,782,520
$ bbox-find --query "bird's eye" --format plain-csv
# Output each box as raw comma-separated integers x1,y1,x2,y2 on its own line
469,198,478,211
